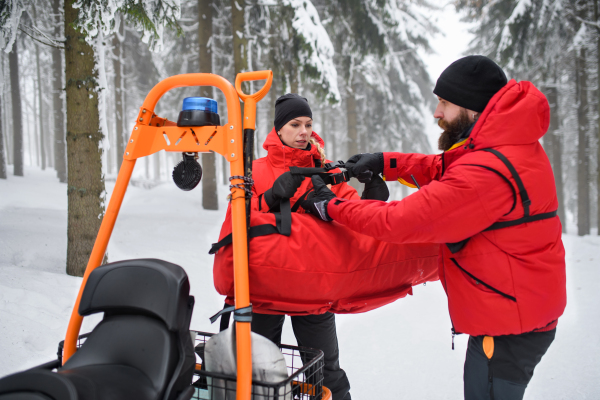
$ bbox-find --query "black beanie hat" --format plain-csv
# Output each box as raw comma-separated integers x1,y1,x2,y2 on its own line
433,55,508,113
274,93,312,132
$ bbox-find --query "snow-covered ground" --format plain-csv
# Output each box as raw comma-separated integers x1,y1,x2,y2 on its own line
1,167,599,399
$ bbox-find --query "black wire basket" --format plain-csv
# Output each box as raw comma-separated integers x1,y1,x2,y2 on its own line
58,331,326,400
191,331,325,400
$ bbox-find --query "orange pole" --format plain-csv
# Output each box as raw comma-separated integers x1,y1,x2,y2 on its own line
233,71,273,400
63,159,136,362
235,71,273,131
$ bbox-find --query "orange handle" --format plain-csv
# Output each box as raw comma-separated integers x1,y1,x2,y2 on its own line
235,70,273,130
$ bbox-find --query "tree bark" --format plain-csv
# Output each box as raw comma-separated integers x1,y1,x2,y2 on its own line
64,0,106,276
112,23,125,172
346,80,361,193
0,94,6,179
35,41,46,170
52,0,67,182
595,0,600,234
232,0,247,75
545,85,566,232
576,47,590,236
199,0,218,210
9,40,24,177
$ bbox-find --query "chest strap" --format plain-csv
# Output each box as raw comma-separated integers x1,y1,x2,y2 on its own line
446,148,558,254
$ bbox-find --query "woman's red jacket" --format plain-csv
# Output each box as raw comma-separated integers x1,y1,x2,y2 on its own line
250,128,359,212
328,80,567,336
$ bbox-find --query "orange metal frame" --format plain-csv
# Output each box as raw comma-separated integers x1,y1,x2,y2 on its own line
62,71,273,400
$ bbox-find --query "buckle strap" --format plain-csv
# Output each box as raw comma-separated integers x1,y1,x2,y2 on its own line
209,305,253,324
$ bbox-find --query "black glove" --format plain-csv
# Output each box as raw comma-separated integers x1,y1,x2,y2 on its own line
301,176,336,221
361,174,389,201
263,171,304,210
345,153,384,183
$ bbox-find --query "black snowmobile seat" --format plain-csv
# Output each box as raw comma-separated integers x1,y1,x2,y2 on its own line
0,259,196,400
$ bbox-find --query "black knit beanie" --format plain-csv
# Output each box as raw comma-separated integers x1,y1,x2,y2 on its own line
274,93,312,132
433,55,508,113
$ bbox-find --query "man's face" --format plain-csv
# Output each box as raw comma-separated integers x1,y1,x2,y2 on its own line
434,96,475,151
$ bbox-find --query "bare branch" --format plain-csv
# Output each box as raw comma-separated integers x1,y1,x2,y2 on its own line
18,27,65,50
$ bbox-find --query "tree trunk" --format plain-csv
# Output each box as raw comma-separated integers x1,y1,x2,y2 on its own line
9,40,24,177
346,80,360,193
0,94,6,179
595,0,600,234
576,47,590,236
53,0,67,182
545,85,566,232
232,0,247,76
35,41,46,170
199,0,218,210
64,0,106,276
112,23,125,172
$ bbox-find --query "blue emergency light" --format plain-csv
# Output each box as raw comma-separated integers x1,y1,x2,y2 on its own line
177,97,221,127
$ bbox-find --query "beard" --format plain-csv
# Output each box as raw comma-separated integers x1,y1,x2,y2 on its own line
437,109,473,151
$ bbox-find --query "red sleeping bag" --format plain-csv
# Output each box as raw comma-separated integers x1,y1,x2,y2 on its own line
212,208,440,315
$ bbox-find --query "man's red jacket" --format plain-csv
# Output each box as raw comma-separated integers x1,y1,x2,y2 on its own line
328,80,566,337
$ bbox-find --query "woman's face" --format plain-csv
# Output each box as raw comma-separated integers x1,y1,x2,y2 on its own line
278,116,313,149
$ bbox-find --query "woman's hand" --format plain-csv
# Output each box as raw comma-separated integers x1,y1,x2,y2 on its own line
301,176,336,221
263,171,304,209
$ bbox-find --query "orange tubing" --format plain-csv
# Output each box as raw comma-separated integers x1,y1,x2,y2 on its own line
63,159,136,362
235,71,273,130
62,73,264,400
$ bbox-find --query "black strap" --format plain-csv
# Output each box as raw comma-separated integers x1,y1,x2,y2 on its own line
446,149,557,253
209,305,253,324
484,210,558,231
482,148,531,217
464,164,516,216
288,166,350,186
209,198,293,255
291,188,314,212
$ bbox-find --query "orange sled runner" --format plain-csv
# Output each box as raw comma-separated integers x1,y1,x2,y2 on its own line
0,71,439,400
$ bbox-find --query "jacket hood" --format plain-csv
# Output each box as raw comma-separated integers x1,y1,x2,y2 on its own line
262,127,324,168
469,80,550,148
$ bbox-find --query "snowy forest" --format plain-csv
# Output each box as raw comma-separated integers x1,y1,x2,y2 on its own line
1,0,600,277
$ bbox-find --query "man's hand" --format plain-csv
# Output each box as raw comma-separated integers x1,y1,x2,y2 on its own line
264,171,305,208
361,174,389,201
345,153,384,183
301,176,336,221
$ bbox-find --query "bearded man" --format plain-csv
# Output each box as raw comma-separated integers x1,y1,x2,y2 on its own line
302,55,566,400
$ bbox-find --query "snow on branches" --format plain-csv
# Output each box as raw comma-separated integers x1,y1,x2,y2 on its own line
72,0,182,51
282,0,340,102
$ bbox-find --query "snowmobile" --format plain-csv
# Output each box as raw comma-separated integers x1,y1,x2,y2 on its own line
0,71,332,400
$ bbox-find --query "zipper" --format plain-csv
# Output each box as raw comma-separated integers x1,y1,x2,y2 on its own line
443,254,461,350
449,258,516,302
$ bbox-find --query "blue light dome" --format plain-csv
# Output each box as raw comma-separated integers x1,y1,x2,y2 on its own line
182,97,218,113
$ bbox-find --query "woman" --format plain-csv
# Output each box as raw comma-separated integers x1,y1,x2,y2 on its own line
250,93,358,400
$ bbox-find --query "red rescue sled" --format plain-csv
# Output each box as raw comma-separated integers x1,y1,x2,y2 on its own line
213,208,440,315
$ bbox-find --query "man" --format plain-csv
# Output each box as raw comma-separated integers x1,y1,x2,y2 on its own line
302,55,566,400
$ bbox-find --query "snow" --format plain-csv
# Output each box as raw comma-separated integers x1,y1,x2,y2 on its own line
282,0,340,103
1,166,599,399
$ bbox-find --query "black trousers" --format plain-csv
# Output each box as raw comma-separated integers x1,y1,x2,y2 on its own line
464,329,556,400
251,312,351,400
